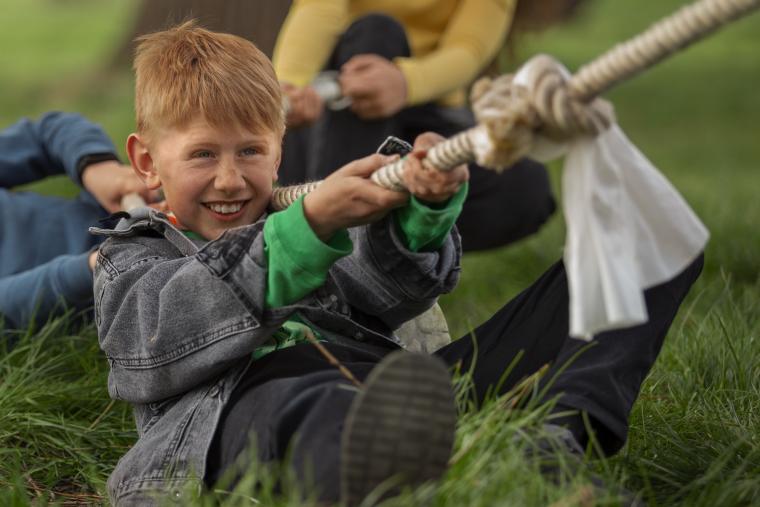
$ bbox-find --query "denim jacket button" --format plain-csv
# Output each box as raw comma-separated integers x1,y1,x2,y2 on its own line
208,385,220,397
354,331,365,341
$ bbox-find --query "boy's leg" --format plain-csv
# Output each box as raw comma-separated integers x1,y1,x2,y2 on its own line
206,369,362,499
435,260,572,402
539,254,704,454
0,253,95,334
0,189,103,277
206,346,456,505
436,254,704,453
341,351,456,505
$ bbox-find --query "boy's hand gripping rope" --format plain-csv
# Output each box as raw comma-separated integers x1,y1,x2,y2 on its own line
269,0,760,211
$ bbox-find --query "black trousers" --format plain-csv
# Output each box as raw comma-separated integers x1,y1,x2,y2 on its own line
279,14,557,252
206,254,704,499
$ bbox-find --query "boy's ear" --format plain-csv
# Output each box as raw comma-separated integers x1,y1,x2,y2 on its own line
126,133,162,190
272,150,282,182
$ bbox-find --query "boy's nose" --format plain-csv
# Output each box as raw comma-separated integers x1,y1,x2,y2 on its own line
214,161,246,194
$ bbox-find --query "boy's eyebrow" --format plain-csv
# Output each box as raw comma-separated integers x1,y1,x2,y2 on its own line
186,134,271,147
184,141,221,153
238,135,271,145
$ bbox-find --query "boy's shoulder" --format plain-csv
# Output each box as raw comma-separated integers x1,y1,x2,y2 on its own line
90,208,198,273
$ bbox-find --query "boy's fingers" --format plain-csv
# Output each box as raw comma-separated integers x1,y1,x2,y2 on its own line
345,173,407,204
403,155,468,201
339,153,396,178
361,184,409,209
413,132,445,152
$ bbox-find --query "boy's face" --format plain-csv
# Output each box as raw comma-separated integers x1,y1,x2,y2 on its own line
130,117,281,240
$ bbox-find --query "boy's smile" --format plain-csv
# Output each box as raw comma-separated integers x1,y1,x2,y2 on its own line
128,117,281,240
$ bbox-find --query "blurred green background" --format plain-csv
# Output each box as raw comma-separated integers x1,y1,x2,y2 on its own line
1,0,759,504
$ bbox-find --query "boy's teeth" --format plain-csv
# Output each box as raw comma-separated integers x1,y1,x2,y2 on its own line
207,202,243,214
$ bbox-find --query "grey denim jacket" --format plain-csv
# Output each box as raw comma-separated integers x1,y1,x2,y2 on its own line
91,207,461,506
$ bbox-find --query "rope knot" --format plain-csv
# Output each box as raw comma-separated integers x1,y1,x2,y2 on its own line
469,55,615,171
526,54,615,139
469,74,537,170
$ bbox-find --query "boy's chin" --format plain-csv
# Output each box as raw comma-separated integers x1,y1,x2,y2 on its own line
203,223,244,241
201,216,264,240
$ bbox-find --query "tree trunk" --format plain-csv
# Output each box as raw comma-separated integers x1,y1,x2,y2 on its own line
112,0,292,68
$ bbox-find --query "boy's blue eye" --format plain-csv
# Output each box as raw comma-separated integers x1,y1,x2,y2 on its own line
241,147,259,156
193,150,213,159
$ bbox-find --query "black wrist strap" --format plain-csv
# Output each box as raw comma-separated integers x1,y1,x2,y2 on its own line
76,152,121,182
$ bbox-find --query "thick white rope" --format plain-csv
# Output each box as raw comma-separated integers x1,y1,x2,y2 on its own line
568,0,760,101
269,0,760,211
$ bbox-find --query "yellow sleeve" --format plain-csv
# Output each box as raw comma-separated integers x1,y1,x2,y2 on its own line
272,0,350,86
394,0,516,105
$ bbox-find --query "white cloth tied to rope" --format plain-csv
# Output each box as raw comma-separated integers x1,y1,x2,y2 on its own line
514,58,709,340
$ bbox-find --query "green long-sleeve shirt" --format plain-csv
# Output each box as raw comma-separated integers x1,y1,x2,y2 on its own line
255,185,466,358
182,185,466,359
263,183,467,308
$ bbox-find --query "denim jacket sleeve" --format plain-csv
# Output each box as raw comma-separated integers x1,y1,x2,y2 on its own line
0,111,118,188
93,218,287,404
93,209,461,404
332,214,462,331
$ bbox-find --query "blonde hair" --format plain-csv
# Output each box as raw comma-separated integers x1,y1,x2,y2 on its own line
133,20,284,139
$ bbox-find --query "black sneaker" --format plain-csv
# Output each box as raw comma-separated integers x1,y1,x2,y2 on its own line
340,351,457,506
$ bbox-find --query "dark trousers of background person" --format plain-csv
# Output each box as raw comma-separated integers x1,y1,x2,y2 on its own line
279,14,557,252
206,254,704,501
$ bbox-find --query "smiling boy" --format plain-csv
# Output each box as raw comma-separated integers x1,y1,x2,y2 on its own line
93,20,703,507
94,21,467,506
126,118,282,240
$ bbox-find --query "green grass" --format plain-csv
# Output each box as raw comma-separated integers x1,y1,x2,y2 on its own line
2,0,760,505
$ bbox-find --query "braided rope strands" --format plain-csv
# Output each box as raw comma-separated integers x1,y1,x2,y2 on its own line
269,0,760,211
270,128,481,210
269,180,321,211
568,0,760,101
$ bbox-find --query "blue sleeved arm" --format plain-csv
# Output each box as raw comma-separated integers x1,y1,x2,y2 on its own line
0,112,118,189
0,253,94,330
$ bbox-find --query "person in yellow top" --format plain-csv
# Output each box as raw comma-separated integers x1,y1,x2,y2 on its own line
273,0,557,251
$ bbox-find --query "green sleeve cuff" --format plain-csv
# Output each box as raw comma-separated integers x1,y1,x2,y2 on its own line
394,182,468,252
264,196,352,308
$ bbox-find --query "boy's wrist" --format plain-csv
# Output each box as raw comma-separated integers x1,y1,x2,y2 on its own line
415,195,451,209
302,193,338,242
81,159,122,187
77,153,120,184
